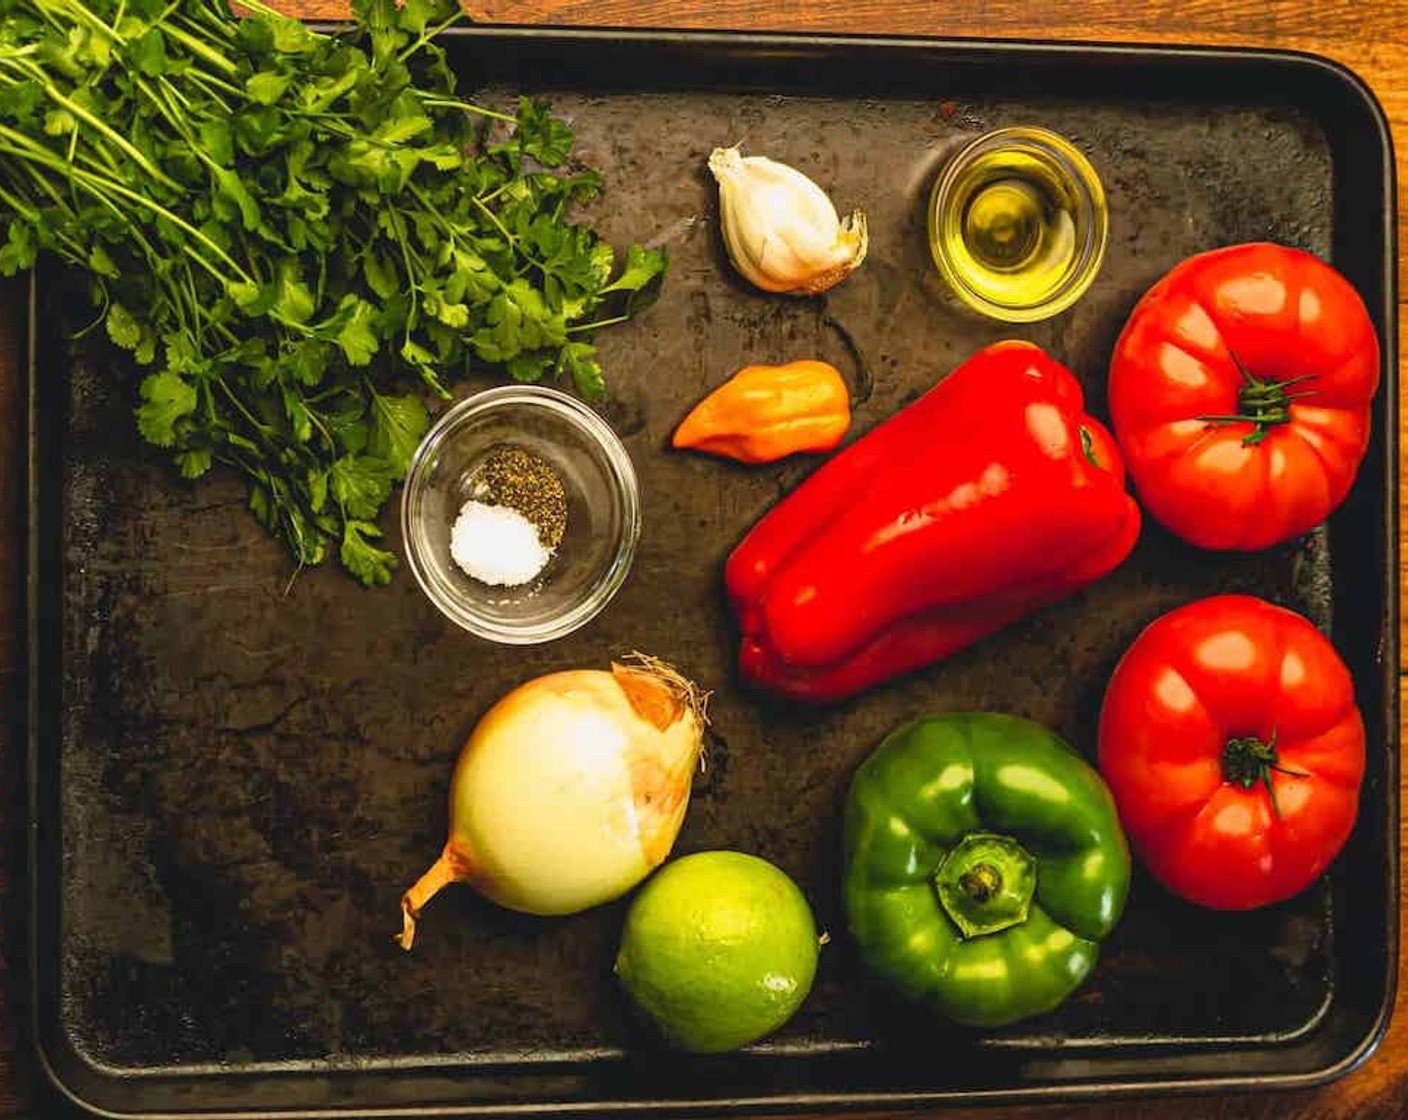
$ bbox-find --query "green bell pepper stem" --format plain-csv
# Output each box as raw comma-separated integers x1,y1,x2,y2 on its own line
933,832,1035,938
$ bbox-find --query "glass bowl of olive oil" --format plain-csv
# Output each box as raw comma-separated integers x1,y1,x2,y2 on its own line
927,126,1108,323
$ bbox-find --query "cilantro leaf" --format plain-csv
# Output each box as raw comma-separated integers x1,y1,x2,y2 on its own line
329,454,394,519
286,339,331,387
136,371,198,447
362,249,398,300
105,302,143,350
273,259,316,324
0,221,37,276
367,391,429,475
176,448,213,479
129,27,168,75
600,243,670,301
341,519,397,586
373,113,433,145
247,71,292,106
506,349,552,384
557,340,605,400
87,243,119,278
306,468,329,512
395,0,445,35
212,167,262,231
281,383,313,442
511,97,574,167
471,278,565,362
198,119,234,166
323,396,371,455
267,16,317,54
0,81,44,128
333,295,380,365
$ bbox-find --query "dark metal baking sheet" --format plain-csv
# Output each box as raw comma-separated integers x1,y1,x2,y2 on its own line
25,26,1399,1119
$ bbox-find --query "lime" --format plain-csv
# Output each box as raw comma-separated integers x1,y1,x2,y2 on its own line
613,850,820,1054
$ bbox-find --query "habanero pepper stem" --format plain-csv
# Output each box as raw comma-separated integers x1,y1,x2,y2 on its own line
725,341,1141,704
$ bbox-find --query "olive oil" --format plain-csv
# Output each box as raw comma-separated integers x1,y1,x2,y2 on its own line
928,127,1108,322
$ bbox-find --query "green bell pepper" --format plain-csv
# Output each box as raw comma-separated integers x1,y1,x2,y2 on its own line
842,712,1131,1028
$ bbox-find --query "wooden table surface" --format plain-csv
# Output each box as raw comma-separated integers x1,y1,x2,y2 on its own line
0,1,1404,1117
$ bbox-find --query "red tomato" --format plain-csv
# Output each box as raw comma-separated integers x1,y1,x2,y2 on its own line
1109,243,1379,551
1097,595,1365,910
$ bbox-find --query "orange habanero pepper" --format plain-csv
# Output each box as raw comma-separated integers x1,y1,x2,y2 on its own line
671,360,851,465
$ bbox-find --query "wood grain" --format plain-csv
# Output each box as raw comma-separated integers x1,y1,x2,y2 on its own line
0,3,1404,1119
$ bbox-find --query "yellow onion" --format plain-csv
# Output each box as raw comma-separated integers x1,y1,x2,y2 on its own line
397,655,708,949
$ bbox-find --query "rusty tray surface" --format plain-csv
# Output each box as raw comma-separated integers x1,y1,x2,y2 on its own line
25,27,1399,1119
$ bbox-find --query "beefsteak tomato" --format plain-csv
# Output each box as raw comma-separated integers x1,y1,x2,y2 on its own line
1108,243,1379,551
1097,595,1365,910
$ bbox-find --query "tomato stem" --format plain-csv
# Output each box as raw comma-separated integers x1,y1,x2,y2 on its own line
1196,346,1318,446
1221,730,1308,819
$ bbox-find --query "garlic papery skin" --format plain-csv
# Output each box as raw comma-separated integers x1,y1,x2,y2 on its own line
709,146,868,296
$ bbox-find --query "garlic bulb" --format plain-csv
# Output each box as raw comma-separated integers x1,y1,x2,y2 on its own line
709,146,868,296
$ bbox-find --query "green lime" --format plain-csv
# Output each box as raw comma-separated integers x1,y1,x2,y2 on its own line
613,850,820,1054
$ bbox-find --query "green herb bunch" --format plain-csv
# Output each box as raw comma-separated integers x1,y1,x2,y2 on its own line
0,0,667,584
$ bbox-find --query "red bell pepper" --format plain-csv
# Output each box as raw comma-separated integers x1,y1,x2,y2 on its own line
725,341,1142,703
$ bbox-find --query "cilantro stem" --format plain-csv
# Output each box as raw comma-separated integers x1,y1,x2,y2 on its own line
45,0,123,46
199,380,218,425
396,9,465,63
420,97,518,125
385,208,421,342
471,195,517,247
151,74,195,114
217,377,277,438
89,189,241,279
134,76,192,138
225,0,291,26
4,137,115,223
567,315,630,334
0,177,41,225
407,182,461,245
0,56,181,191
163,20,238,75
180,1,241,41
475,181,513,206
176,262,207,344
151,0,185,29
63,117,80,202
0,135,176,281
305,406,336,454
11,155,148,263
180,67,242,107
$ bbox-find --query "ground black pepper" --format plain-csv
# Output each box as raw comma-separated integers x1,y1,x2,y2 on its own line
471,445,568,550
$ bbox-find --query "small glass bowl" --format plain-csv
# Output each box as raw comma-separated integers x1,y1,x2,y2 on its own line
927,125,1109,323
401,385,640,644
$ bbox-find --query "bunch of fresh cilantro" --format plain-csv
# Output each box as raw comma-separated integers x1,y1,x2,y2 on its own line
0,0,667,584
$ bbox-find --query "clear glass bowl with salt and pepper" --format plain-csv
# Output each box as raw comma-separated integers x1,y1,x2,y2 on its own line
401,385,640,644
